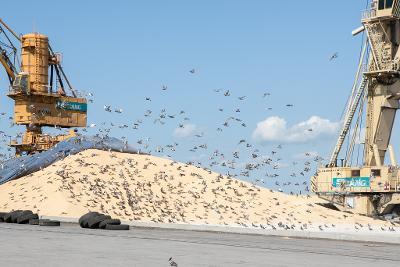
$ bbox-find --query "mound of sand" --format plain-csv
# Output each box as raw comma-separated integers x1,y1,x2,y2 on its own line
0,149,396,231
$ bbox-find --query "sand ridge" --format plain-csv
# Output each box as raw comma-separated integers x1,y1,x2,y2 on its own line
0,149,397,232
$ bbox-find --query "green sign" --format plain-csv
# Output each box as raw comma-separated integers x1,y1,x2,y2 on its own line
332,177,370,188
56,101,87,112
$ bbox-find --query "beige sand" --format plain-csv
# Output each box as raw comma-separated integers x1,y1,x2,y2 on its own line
0,149,396,231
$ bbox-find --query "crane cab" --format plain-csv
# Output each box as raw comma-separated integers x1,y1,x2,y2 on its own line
12,73,30,94
367,0,399,19
363,0,399,21
377,0,394,16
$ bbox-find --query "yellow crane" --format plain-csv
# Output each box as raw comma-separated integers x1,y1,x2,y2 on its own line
0,19,87,156
312,0,400,216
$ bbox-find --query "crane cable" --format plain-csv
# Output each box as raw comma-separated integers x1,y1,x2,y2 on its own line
346,89,367,166
328,38,368,166
48,44,77,98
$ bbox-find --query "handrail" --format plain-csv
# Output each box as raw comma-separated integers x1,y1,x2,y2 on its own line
362,60,400,73
362,9,377,20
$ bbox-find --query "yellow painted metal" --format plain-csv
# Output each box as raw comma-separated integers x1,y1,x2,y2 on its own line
10,129,78,157
21,33,50,94
8,93,87,128
312,166,399,194
1,29,88,155
0,54,15,81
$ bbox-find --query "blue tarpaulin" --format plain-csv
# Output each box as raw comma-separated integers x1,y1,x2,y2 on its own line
0,135,140,185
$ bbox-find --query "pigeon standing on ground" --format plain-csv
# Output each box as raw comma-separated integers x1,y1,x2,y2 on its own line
169,257,178,266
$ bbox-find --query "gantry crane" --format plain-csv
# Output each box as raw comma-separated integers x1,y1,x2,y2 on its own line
312,0,400,216
0,19,87,156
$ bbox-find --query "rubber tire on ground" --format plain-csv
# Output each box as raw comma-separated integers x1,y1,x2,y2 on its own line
17,213,39,224
32,219,50,225
39,220,60,227
3,213,12,223
29,218,40,225
79,212,100,228
88,214,111,229
0,212,7,222
4,210,22,223
11,210,32,223
99,219,121,229
105,224,129,230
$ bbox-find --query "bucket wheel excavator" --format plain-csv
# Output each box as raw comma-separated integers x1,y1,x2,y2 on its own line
0,19,87,156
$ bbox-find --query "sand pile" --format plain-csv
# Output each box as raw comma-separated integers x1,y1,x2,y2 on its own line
0,149,396,231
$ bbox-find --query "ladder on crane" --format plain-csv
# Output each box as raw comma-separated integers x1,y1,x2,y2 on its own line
329,77,368,167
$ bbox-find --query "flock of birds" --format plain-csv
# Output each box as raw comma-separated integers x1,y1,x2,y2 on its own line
0,53,399,246
0,53,341,197
1,148,397,243
93,84,319,195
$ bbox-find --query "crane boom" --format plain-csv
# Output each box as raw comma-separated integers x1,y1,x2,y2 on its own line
0,19,21,42
0,19,19,84
0,46,16,84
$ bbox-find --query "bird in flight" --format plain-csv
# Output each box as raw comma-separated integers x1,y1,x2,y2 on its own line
103,105,112,112
263,92,270,98
330,52,338,61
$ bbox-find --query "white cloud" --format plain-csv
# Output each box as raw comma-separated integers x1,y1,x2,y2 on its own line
252,116,340,143
173,124,197,138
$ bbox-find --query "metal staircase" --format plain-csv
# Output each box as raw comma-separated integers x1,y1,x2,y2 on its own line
329,77,368,167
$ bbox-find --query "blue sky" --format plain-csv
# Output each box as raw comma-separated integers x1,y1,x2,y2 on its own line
0,1,387,193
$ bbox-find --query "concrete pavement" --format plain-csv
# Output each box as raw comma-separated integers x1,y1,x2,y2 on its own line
0,222,399,266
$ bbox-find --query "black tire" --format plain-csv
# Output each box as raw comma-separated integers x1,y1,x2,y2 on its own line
0,212,6,222
105,224,129,230
79,212,100,228
3,213,12,223
99,219,121,229
17,213,39,224
4,210,22,223
29,218,40,225
88,214,111,229
39,220,60,227
4,214,13,223
11,210,32,223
